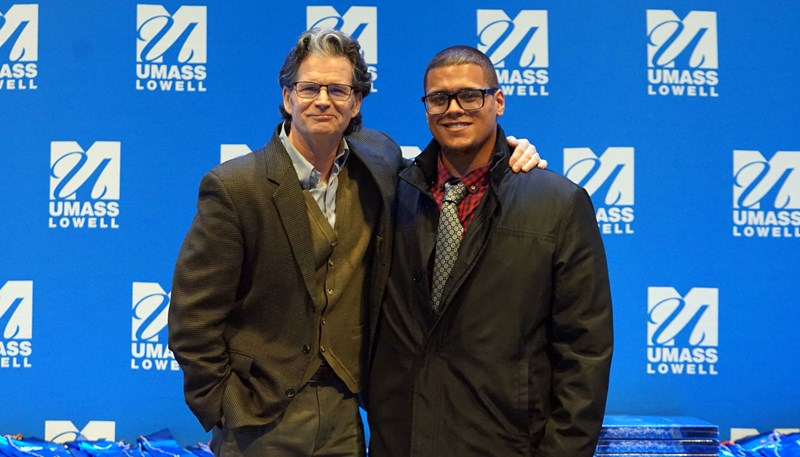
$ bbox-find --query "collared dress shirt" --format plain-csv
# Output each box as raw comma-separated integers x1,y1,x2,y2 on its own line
280,122,350,228
430,155,491,233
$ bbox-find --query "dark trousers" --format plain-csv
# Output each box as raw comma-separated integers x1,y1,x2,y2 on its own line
211,375,365,457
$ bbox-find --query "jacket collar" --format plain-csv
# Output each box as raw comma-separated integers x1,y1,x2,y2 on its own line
264,123,294,185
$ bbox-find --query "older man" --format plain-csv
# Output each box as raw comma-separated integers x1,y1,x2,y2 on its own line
367,46,614,457
168,30,542,456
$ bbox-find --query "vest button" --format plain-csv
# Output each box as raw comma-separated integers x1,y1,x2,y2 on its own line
286,388,296,398
328,259,334,267
327,288,334,295
320,346,326,353
303,344,311,354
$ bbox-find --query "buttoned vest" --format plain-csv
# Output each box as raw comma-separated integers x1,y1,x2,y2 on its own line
301,157,379,393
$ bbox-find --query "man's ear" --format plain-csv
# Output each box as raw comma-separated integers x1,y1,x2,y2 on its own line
282,86,292,113
495,89,505,117
351,92,363,117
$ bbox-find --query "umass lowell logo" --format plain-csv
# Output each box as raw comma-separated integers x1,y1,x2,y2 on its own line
0,3,37,90
647,10,719,97
477,9,549,97
647,287,718,376
131,282,178,371
307,6,378,92
49,141,120,229
0,280,33,369
564,147,634,235
733,150,800,238
136,4,206,92
45,420,115,443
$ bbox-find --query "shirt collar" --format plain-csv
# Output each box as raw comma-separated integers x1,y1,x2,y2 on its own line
279,121,350,189
434,154,491,195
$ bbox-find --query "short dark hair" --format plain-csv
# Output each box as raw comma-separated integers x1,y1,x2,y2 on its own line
278,28,372,135
423,45,498,92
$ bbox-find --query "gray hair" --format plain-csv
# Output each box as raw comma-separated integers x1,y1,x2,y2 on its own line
278,28,372,135
423,45,498,91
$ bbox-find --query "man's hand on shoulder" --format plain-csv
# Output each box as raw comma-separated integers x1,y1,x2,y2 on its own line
507,136,548,173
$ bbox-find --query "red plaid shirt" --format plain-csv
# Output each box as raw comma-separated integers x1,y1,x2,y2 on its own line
431,156,491,234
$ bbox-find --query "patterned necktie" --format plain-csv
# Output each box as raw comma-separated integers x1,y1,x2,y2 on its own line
431,180,468,312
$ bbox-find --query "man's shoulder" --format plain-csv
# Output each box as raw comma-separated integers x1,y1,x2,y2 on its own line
201,146,277,194
347,127,397,148
211,148,263,175
493,168,591,219
212,132,285,174
494,169,595,233
347,127,403,173
503,168,581,196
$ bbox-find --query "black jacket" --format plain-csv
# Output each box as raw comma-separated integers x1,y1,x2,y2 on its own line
367,127,613,456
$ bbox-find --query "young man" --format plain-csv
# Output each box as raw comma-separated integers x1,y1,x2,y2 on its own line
367,46,614,457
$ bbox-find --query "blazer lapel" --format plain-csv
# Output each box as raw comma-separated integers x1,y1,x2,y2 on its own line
264,135,320,309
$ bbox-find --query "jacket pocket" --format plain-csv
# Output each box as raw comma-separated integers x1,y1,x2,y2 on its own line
228,351,253,380
518,355,533,454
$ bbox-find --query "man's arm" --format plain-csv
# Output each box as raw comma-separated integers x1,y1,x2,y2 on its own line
168,170,243,431
536,187,614,457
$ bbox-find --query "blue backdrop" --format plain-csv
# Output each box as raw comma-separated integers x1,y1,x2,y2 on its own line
1,0,798,447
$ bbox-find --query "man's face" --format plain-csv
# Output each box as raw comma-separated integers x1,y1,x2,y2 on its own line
424,63,504,158
282,54,362,140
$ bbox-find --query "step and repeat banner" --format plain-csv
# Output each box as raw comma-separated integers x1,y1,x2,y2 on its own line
1,0,798,446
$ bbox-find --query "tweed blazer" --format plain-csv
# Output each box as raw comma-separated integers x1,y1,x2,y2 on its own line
168,123,402,431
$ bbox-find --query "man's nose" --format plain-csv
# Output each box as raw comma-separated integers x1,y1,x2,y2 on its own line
314,87,333,104
444,96,464,114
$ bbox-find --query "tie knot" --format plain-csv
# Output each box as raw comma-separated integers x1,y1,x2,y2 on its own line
443,181,467,204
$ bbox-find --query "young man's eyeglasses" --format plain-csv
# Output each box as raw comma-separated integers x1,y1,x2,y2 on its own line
421,88,498,115
292,81,355,101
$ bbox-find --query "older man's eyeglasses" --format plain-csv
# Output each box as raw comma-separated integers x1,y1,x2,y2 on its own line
421,88,498,115
292,81,355,101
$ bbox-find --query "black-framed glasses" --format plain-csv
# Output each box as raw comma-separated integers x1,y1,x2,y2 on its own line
421,88,498,114
292,81,355,101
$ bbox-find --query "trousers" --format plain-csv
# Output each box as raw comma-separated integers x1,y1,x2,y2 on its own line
211,374,365,457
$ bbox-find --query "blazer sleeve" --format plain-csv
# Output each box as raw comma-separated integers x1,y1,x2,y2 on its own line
536,186,614,457
168,169,244,431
